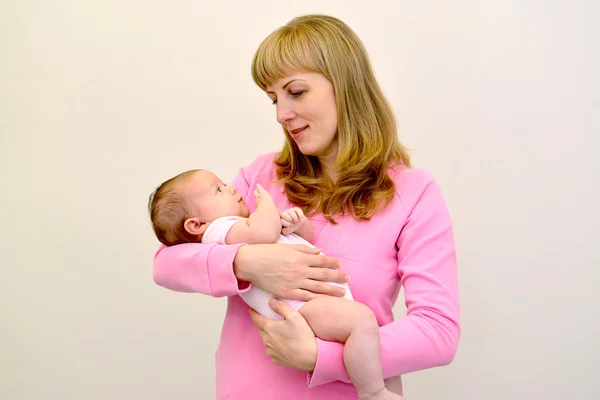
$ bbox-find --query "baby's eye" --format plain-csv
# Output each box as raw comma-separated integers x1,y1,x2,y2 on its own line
216,187,222,193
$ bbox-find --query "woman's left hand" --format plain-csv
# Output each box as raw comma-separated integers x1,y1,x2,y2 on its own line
249,298,318,372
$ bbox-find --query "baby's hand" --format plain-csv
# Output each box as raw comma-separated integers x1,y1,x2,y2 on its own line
253,184,273,206
280,207,306,235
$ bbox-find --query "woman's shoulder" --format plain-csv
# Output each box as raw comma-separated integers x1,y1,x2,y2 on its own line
389,164,437,189
388,164,445,212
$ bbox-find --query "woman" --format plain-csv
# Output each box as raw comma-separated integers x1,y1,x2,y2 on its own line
153,14,460,400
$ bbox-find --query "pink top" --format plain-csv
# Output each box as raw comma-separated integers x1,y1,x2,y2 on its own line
153,153,460,399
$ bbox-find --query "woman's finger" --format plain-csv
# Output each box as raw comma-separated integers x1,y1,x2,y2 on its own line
286,288,319,302
304,253,343,270
249,309,270,331
287,244,323,255
287,286,342,302
268,298,297,320
305,265,349,283
301,279,347,297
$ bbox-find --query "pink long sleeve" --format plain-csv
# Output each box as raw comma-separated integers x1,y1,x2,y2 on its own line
153,242,248,296
152,162,254,297
308,175,460,387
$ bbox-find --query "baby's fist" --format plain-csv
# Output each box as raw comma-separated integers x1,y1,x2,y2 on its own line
280,207,306,235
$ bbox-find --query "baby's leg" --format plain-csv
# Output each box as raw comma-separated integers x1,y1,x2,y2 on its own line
298,298,404,400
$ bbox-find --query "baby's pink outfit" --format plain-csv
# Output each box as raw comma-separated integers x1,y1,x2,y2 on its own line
202,215,354,320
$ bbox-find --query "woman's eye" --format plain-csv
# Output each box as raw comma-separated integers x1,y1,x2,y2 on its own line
269,91,303,105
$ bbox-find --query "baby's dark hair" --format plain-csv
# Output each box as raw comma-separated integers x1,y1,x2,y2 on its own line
148,170,203,246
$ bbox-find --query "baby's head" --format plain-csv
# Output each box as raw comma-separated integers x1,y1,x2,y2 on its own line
148,169,250,246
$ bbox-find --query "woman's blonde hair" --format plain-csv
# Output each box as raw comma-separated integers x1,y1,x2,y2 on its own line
251,14,411,222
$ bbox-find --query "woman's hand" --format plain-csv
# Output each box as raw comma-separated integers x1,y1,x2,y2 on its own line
233,243,349,301
249,298,318,371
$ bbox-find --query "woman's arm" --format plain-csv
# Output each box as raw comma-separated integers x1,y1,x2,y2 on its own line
153,155,349,299
307,176,460,387
153,242,248,296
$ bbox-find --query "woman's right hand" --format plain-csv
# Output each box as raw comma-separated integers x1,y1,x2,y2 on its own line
233,244,349,301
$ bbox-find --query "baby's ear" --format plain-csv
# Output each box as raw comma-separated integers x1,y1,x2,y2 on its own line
184,217,208,236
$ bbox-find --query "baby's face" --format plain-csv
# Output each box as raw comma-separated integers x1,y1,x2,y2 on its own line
180,170,250,223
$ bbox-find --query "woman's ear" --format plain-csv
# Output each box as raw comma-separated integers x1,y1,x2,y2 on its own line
184,217,208,236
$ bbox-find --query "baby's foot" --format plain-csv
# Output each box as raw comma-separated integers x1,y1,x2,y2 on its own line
358,389,405,400
359,388,405,400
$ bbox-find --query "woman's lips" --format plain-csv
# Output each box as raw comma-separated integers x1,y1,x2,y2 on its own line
290,126,308,138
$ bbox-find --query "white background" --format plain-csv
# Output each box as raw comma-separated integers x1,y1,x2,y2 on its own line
1,1,599,399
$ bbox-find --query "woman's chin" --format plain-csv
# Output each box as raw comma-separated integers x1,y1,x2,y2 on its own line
297,145,320,157
295,140,337,160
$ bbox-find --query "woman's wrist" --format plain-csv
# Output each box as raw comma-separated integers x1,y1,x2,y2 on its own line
303,337,318,372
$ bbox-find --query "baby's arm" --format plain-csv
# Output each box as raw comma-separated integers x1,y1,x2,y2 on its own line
281,207,314,242
225,184,281,245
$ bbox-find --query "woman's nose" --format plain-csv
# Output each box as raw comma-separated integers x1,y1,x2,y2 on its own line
276,102,295,125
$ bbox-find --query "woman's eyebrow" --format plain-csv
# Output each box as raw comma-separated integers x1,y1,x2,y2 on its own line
266,79,305,94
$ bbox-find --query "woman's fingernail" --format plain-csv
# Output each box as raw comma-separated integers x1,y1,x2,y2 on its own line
344,275,350,282
269,298,277,306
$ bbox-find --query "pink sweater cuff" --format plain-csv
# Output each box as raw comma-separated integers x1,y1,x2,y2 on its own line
307,338,350,388
207,243,251,297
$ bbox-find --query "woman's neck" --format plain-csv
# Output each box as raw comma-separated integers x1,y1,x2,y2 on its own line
319,158,338,184
318,145,339,183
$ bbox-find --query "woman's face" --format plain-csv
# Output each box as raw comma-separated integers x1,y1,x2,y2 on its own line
266,71,338,161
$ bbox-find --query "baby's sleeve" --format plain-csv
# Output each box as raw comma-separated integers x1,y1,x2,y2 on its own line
202,216,244,245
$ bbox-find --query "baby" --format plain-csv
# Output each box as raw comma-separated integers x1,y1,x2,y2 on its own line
148,169,404,400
